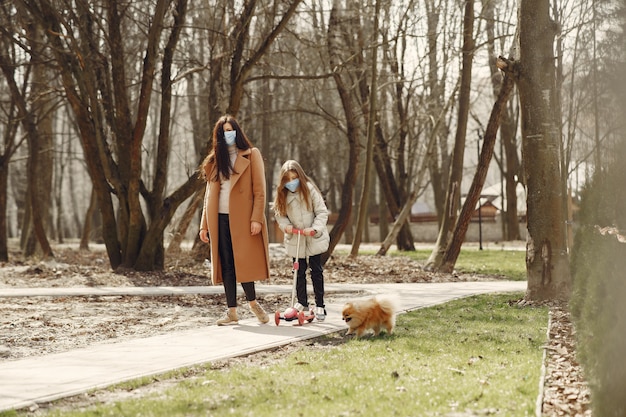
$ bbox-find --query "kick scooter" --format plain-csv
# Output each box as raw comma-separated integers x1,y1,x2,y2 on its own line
275,228,316,326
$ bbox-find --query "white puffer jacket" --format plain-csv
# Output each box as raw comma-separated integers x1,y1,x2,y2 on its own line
275,183,330,258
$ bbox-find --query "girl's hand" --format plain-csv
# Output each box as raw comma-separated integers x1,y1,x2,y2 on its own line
303,227,315,236
251,221,262,236
199,229,209,243
285,225,293,234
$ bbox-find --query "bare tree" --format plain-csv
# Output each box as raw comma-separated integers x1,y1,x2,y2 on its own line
376,83,458,256
12,0,302,271
0,8,54,259
440,71,516,272
484,0,522,241
371,0,419,252
351,0,381,255
0,12,26,261
425,0,475,270
424,0,459,224
226,0,304,115
322,0,364,262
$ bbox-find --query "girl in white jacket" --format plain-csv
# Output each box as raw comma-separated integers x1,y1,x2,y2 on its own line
273,160,330,320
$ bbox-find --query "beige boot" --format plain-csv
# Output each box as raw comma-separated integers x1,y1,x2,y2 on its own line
250,301,269,324
216,308,238,326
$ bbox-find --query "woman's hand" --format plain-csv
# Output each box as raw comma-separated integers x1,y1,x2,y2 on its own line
199,229,209,243
251,221,262,236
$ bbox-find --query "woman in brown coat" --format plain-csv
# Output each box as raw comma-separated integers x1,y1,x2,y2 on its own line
199,115,270,325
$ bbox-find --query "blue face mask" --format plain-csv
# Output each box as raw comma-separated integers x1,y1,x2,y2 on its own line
285,178,300,192
224,130,236,146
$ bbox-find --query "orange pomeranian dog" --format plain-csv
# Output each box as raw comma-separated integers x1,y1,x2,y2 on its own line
341,296,397,337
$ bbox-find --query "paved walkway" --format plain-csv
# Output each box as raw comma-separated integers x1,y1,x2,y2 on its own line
0,281,526,413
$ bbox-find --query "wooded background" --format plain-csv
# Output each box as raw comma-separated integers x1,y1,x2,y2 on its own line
0,0,622,299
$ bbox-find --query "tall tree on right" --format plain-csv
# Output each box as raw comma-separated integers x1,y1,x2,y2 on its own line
509,0,571,300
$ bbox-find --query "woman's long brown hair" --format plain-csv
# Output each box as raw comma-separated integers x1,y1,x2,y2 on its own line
199,115,253,182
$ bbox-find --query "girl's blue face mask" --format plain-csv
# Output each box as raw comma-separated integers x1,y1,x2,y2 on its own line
224,130,236,146
285,178,300,192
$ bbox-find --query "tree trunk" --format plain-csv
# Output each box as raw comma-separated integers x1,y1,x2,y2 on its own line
368,3,415,251
517,0,571,300
24,104,54,258
67,132,84,239
0,158,8,262
54,132,66,243
484,0,521,241
322,1,361,264
79,189,98,251
351,0,380,256
373,124,415,251
166,189,204,256
426,0,474,270
440,73,515,272
0,79,20,261
133,0,186,271
24,20,55,257
261,78,274,243
0,27,54,259
425,0,448,226
502,115,522,240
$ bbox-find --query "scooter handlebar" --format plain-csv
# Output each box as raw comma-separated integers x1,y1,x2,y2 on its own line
291,228,315,236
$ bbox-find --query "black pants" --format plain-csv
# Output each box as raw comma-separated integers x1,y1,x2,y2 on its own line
218,214,256,308
295,253,324,308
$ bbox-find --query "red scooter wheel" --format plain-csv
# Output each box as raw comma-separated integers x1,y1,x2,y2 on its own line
297,311,305,326
275,310,281,326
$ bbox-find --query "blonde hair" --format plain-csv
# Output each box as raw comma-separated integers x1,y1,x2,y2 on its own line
273,160,316,216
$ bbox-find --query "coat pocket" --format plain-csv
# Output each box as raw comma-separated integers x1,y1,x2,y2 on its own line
310,229,330,255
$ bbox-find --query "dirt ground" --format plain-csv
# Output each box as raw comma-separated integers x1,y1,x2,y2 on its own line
0,243,590,416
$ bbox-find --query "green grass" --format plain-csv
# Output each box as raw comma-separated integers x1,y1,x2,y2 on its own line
455,249,525,280
23,292,546,417
352,247,527,281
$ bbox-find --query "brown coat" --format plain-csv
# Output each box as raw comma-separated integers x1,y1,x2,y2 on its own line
200,147,270,285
